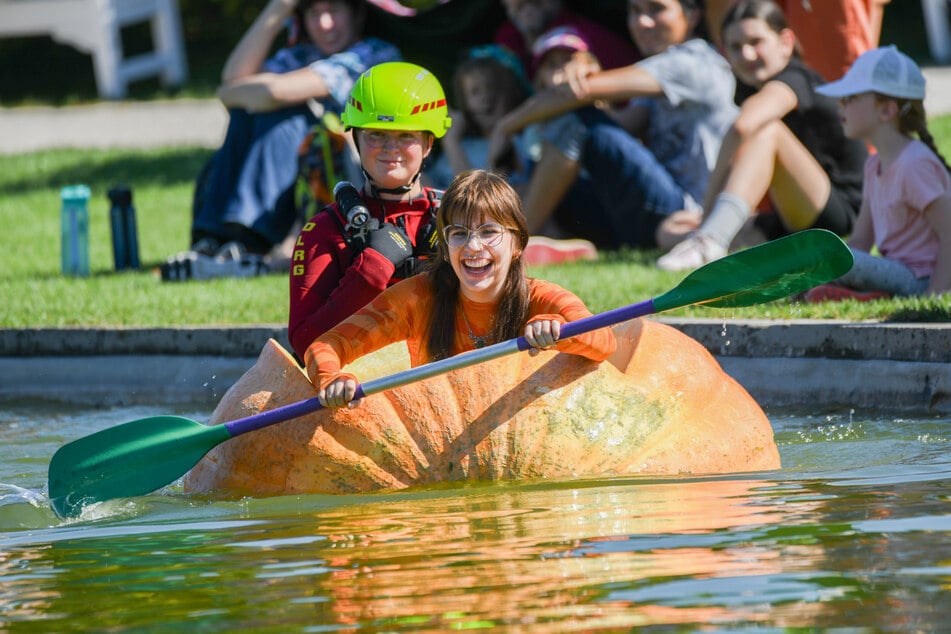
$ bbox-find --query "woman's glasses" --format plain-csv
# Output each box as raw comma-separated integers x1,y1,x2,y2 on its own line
360,129,427,149
443,222,510,249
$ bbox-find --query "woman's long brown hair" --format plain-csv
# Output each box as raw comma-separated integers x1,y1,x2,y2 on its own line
425,170,531,360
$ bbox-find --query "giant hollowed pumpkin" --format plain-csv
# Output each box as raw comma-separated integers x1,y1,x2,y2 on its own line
183,319,780,496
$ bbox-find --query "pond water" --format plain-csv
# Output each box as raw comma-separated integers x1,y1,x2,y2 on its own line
2,400,950,632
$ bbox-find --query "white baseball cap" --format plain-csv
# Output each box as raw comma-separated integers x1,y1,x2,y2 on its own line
817,45,926,100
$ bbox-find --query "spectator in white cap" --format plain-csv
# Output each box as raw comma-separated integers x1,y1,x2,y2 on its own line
803,45,951,301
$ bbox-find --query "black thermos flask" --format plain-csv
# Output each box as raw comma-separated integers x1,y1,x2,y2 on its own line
108,185,140,270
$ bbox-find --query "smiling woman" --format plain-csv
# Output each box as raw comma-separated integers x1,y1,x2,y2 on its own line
304,169,616,409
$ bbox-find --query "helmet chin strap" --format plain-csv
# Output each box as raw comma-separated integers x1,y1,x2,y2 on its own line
363,169,421,196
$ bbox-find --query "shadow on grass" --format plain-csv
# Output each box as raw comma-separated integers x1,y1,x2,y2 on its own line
0,147,214,195
0,31,224,107
885,306,951,323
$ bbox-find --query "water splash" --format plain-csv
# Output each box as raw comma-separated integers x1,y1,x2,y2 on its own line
719,322,731,349
0,483,55,530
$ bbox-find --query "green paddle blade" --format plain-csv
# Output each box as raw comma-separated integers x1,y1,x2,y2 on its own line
46,228,852,519
48,416,232,518
654,229,853,312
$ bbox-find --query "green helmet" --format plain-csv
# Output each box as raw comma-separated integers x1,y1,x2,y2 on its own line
342,61,452,138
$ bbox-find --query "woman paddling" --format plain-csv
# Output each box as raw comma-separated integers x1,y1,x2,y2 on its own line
304,169,617,409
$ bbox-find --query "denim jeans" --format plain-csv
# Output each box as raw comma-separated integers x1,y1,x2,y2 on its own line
566,108,687,248
193,106,316,248
839,248,930,296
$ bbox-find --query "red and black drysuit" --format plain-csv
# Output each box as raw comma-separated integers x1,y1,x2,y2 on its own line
288,189,440,361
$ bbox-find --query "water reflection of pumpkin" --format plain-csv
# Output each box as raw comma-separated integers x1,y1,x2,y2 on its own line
183,319,780,496
261,477,820,629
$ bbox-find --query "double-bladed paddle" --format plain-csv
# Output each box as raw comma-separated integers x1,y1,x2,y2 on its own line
48,229,853,517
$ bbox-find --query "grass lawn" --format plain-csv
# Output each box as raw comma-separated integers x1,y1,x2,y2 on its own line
2,132,950,328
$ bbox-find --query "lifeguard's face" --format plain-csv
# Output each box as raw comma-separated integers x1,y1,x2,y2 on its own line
302,1,360,56
722,17,795,88
358,129,434,192
627,0,695,57
446,217,520,303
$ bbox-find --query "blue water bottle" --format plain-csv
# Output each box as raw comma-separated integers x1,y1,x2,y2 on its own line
60,185,91,276
108,185,140,270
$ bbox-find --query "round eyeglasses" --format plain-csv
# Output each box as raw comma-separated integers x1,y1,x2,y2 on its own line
443,222,510,249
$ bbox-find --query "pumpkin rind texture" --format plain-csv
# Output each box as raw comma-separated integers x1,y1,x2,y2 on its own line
183,319,780,496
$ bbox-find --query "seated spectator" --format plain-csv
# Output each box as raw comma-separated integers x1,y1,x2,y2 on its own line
163,0,400,281
488,0,738,250
425,40,598,265
656,0,867,271
494,0,640,79
424,45,533,190
805,46,951,302
516,26,614,251
706,0,891,81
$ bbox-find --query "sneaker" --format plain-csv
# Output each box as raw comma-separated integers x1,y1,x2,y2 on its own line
190,237,221,256
161,241,269,281
804,284,891,303
656,234,727,272
160,253,200,281
160,237,220,281
523,237,598,266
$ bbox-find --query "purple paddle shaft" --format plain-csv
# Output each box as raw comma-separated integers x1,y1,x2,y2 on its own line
224,298,656,438
558,299,656,341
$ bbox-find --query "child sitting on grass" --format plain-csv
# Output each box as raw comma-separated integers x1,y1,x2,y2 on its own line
424,45,532,190
488,0,738,251
656,0,867,271
805,46,951,302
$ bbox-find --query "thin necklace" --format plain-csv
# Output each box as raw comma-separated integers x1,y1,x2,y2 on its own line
460,309,490,349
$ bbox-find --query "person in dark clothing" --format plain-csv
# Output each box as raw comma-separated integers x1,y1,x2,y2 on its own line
163,0,401,281
288,61,452,360
657,0,867,271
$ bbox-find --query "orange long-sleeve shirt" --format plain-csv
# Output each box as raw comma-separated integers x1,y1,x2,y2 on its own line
304,274,616,390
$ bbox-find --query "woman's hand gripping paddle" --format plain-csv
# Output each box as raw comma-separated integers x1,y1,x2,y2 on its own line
48,229,853,517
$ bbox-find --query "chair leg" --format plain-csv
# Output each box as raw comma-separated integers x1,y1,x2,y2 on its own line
92,0,126,99
152,0,188,87
922,0,951,63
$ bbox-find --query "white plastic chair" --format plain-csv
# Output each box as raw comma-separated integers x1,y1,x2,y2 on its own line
0,0,188,99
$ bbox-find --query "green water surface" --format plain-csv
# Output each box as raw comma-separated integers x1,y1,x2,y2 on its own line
1,403,949,632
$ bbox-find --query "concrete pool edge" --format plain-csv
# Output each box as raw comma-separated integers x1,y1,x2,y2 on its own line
3,319,950,413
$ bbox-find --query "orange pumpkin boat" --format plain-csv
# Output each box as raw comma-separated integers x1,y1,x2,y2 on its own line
183,318,780,496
